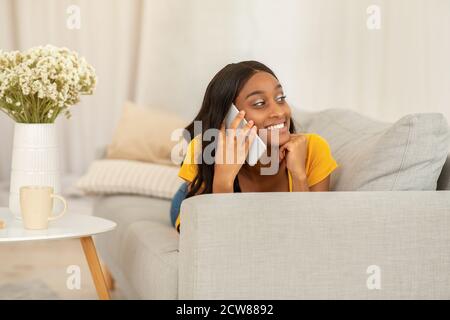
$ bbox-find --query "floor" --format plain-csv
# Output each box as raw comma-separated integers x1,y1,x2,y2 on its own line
0,176,124,299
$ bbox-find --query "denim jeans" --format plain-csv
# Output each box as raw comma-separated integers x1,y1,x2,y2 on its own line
170,182,189,227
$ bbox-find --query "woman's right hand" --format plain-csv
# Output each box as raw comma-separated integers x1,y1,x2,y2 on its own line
213,110,257,192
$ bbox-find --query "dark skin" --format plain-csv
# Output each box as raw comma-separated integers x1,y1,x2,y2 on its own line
212,71,330,193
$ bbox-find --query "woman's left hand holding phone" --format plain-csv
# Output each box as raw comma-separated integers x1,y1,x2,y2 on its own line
213,110,257,193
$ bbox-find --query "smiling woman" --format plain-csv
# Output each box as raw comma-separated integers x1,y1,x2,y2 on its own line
170,61,339,233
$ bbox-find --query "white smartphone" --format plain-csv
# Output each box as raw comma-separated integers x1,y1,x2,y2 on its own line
224,104,267,166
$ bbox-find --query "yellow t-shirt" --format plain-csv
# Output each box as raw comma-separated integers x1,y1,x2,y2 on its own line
175,133,339,231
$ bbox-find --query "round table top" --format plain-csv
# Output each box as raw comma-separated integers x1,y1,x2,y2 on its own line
0,207,116,243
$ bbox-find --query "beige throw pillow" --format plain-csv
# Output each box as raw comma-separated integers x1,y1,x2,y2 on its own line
106,101,188,166
76,159,184,199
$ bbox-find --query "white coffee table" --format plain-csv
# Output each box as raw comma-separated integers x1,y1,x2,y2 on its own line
0,207,116,300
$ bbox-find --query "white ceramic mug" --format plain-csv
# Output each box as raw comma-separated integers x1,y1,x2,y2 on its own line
19,186,67,230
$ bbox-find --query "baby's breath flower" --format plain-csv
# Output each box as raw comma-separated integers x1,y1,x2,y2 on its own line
0,45,96,123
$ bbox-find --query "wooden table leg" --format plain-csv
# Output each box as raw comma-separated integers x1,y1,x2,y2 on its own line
101,261,115,291
80,236,111,300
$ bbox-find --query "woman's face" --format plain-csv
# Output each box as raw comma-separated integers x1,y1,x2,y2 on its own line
234,71,291,147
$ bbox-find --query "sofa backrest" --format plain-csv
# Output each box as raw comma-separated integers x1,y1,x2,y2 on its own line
437,155,450,190
293,108,450,191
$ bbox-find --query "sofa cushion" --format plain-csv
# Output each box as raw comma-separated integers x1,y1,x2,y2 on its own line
92,194,179,299
293,108,450,191
120,221,178,299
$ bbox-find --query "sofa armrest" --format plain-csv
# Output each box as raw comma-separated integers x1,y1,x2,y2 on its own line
178,191,450,299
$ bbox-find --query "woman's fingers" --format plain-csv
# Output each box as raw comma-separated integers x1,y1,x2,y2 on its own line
279,142,290,161
279,141,291,154
239,121,256,154
230,110,245,130
219,122,226,146
279,149,285,162
237,119,255,146
219,122,226,139
215,123,224,164
219,112,257,164
242,119,254,135
244,126,258,154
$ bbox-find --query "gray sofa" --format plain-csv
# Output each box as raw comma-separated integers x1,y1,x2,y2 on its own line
93,108,450,299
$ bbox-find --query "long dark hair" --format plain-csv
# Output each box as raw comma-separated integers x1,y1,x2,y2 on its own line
183,61,296,198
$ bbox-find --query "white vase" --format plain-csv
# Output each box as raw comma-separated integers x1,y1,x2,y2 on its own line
9,123,62,218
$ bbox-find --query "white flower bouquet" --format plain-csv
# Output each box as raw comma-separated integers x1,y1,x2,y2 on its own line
0,45,96,123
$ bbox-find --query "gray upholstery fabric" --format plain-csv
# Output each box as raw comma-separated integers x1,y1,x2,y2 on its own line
179,191,450,299
93,195,179,299
293,108,450,191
